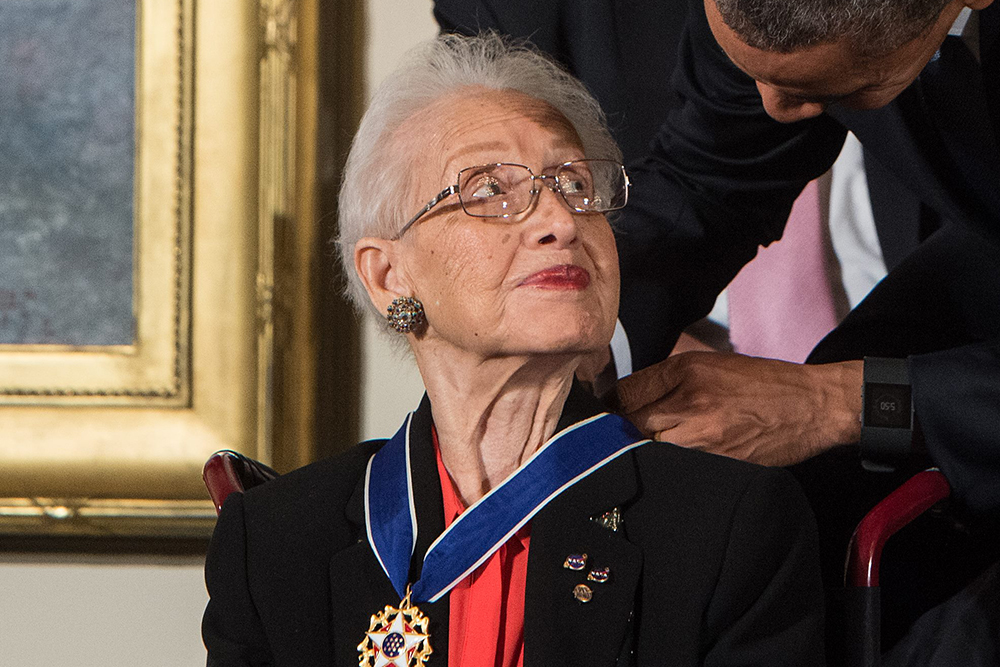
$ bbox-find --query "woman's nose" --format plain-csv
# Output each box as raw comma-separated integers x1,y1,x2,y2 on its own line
524,182,579,247
756,82,826,123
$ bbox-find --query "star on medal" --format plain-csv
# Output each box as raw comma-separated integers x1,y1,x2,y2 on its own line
358,587,432,667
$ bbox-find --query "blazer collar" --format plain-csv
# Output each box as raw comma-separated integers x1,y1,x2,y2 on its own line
341,383,643,666
531,384,645,666
523,445,642,665
337,395,452,664
343,392,444,577
343,382,621,536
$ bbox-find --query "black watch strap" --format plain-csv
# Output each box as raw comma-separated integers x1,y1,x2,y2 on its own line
860,356,913,472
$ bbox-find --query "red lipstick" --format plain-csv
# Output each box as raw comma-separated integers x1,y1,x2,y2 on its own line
519,265,591,290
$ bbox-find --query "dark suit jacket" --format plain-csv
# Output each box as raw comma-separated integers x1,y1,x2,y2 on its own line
434,0,689,166
619,1,1000,519
434,2,1000,654
203,387,824,666
437,0,1000,517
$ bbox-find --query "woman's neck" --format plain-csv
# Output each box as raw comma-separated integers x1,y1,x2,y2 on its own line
415,347,578,506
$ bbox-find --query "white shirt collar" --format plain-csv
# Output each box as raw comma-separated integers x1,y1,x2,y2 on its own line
949,7,980,61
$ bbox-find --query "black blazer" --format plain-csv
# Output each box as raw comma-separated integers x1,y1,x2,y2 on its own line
203,387,825,666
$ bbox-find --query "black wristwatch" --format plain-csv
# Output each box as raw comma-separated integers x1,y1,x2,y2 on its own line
860,356,914,472
861,357,913,472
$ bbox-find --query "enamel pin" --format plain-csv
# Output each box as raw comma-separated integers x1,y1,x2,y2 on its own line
563,553,588,570
591,507,623,533
587,567,611,583
573,584,593,603
358,587,432,667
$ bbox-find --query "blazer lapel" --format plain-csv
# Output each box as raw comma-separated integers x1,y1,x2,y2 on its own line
331,403,452,665
921,34,1000,218
340,386,641,666
979,4,1000,142
524,394,644,667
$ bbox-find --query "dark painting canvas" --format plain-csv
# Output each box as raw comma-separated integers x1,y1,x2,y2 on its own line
0,0,135,345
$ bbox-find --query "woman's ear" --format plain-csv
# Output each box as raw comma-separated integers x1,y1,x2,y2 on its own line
355,237,409,313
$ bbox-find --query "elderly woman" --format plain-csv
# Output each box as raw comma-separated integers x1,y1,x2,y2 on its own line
203,34,824,666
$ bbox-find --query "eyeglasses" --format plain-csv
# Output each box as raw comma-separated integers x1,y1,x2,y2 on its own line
394,159,630,239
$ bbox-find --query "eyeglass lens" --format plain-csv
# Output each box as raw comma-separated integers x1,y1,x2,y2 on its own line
457,160,626,218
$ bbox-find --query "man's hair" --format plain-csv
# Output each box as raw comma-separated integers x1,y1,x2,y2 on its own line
714,0,953,54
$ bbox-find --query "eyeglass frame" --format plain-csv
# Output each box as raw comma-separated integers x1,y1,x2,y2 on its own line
392,159,630,240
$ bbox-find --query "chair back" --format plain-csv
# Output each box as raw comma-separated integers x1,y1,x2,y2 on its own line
203,450,279,514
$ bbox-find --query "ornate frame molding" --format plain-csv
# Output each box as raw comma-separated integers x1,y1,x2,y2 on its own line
0,0,317,539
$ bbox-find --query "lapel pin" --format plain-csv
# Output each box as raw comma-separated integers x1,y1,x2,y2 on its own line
573,584,593,603
563,553,587,571
587,567,611,583
591,507,623,533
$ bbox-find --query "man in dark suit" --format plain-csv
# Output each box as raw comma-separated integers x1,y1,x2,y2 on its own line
436,0,1000,654
610,2,1000,615
441,0,998,499
611,0,999,497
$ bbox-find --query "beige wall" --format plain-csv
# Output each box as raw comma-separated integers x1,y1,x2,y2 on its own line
0,555,208,667
356,1,438,441
0,2,436,665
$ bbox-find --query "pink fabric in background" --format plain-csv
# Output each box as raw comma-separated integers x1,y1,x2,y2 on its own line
727,179,841,363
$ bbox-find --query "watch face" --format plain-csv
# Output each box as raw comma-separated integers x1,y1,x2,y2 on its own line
865,383,912,429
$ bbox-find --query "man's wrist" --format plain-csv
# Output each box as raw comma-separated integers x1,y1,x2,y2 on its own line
860,356,913,472
804,360,863,458
816,361,863,454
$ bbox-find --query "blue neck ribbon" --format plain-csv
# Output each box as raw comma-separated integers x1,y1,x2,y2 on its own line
364,411,649,603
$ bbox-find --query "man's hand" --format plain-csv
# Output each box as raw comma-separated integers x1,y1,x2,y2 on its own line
614,352,863,466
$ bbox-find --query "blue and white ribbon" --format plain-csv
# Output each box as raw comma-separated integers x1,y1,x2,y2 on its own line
364,411,649,603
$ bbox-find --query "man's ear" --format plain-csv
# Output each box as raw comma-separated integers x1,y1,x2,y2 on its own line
355,237,410,313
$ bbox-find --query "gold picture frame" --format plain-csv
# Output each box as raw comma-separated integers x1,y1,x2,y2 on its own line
0,0,319,540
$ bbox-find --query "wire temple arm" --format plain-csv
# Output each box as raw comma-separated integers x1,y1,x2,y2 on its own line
395,185,460,239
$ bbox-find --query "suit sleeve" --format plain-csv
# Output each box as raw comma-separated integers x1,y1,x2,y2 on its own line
433,0,501,35
913,340,1000,515
904,217,1000,517
202,493,274,667
615,0,848,369
433,0,563,57
433,0,552,42
703,467,826,667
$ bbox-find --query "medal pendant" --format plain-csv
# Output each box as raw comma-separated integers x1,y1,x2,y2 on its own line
358,586,432,667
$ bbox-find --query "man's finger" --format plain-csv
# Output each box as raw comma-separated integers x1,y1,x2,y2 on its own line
653,426,701,448
613,358,681,412
625,398,686,436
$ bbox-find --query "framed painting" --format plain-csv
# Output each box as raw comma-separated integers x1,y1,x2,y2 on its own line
0,0,319,540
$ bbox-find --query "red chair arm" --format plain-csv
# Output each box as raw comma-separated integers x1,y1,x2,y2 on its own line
846,469,951,588
203,450,279,515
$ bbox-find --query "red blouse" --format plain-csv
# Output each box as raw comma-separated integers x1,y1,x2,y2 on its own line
434,429,531,667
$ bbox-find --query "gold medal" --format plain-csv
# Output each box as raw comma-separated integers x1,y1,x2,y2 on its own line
358,586,432,667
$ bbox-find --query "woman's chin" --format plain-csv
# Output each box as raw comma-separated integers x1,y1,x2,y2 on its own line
500,326,612,360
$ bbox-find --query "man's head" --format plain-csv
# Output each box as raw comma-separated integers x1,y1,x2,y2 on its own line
705,0,993,122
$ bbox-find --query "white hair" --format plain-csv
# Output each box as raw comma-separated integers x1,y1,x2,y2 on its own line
336,32,620,323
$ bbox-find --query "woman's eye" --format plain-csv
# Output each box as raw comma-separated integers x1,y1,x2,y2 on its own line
470,175,504,198
558,175,589,194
